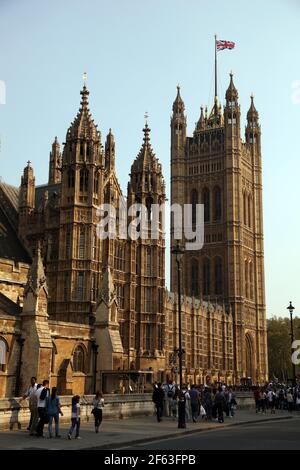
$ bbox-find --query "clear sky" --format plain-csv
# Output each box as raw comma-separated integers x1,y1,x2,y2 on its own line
0,0,299,318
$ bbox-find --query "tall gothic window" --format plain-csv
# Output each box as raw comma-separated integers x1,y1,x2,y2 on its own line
248,195,252,228
94,174,99,194
0,338,7,372
243,192,247,225
249,262,254,300
245,261,248,298
215,257,223,295
191,259,199,297
203,258,211,296
114,243,125,271
92,233,97,259
67,168,75,188
64,272,69,301
91,273,96,302
157,324,163,351
202,188,210,222
65,228,71,259
214,187,222,221
79,228,85,259
145,324,151,350
79,168,89,192
77,272,84,300
145,247,152,276
116,283,125,309
73,345,85,373
191,189,198,226
145,287,151,313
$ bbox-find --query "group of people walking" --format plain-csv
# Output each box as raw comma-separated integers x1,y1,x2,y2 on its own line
22,376,104,439
253,384,300,413
152,381,237,424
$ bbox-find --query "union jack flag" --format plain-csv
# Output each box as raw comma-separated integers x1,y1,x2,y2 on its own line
216,40,235,51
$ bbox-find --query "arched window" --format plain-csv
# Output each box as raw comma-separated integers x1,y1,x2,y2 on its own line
79,228,85,259
145,247,152,276
73,345,85,373
248,195,252,228
215,257,223,295
243,192,247,225
191,189,198,225
79,168,89,192
0,338,7,372
249,262,254,300
202,188,210,222
203,258,211,296
92,233,97,259
191,259,199,297
94,174,99,194
214,187,222,221
245,261,249,298
145,324,151,350
67,168,75,188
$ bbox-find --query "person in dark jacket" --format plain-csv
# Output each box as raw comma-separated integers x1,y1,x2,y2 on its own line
214,387,226,423
152,382,164,422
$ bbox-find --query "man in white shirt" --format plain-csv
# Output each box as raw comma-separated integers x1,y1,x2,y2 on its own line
22,376,37,431
35,380,50,436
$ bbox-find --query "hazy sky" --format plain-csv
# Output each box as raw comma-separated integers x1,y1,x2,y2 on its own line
0,0,299,318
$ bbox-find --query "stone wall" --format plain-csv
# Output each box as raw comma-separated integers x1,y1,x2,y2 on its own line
0,393,154,430
0,392,255,430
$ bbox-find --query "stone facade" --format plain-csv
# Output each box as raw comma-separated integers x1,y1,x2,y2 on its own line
0,77,268,398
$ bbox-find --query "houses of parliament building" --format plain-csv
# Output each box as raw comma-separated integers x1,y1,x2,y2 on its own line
0,74,268,397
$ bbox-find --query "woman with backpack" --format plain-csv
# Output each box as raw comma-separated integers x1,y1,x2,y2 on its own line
46,387,63,438
92,391,104,433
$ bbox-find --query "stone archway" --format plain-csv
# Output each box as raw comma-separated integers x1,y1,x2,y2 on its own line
245,333,254,382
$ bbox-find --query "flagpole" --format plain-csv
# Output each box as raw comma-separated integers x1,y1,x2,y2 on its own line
214,34,217,99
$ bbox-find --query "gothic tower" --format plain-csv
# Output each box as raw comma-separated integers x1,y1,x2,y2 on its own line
128,123,166,373
49,85,104,323
170,74,268,384
48,137,62,185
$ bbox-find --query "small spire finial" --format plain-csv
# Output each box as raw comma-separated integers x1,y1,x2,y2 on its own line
83,72,88,86
27,160,31,167
144,111,149,126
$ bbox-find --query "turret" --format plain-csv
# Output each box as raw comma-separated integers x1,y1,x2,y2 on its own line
246,95,261,153
224,72,241,148
48,136,61,184
105,128,115,172
171,85,187,153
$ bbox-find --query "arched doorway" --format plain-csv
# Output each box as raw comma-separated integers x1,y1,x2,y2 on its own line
245,333,254,381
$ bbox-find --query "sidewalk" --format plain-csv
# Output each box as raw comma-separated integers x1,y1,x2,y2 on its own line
0,410,295,450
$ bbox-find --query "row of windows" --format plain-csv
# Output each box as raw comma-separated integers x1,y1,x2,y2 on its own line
191,187,222,224
65,229,99,260
67,168,100,194
189,161,222,176
191,257,223,297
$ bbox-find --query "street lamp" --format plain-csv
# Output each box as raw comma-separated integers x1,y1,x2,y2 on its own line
287,301,296,388
171,241,186,428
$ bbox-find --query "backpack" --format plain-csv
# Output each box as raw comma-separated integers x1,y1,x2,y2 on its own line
40,387,48,400
167,385,174,398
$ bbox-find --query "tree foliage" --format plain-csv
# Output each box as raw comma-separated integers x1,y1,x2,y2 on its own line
267,316,300,382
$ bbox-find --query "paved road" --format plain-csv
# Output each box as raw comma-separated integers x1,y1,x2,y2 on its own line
127,418,300,450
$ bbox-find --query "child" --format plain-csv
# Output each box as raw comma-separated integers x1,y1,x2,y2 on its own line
46,387,63,438
68,395,81,440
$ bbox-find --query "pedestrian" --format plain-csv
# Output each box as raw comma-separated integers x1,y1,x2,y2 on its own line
287,390,294,412
267,389,276,414
152,382,164,422
203,387,213,421
46,387,63,438
29,383,42,435
92,391,104,433
296,392,300,412
22,376,37,431
228,387,237,417
170,391,178,421
164,381,176,417
214,386,226,423
189,385,200,423
35,380,50,437
68,395,81,439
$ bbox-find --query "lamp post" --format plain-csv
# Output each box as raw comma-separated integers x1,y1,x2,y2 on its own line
287,301,296,388
171,242,186,428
